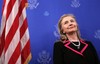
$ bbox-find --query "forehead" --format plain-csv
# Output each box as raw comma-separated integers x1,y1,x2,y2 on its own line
61,16,75,23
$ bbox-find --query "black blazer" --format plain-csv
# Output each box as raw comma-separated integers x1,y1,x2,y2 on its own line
53,40,99,64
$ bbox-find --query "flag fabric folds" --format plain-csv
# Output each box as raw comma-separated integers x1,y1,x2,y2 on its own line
0,0,32,64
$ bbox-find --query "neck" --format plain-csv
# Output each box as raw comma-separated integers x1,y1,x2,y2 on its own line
66,32,79,41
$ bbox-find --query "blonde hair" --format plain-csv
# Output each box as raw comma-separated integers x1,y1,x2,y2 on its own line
58,14,81,40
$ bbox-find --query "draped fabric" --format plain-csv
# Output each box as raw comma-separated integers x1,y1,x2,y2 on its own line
0,0,31,64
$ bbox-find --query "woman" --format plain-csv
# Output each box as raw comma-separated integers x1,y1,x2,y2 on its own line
53,14,99,64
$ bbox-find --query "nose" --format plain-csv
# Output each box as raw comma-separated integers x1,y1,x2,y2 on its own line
69,24,73,27
69,22,73,26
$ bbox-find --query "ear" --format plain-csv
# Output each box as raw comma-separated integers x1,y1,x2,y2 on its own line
62,30,66,35
61,28,64,33
63,31,65,34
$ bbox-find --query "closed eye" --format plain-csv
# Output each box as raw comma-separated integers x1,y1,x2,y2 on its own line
70,19,74,22
64,21,68,24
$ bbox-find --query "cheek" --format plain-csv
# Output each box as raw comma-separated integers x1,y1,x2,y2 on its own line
62,25,66,28
75,24,78,30
74,23,77,27
75,27,78,31
62,25,68,32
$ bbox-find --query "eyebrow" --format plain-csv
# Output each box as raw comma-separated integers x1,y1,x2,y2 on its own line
65,20,68,22
62,20,68,24
70,19,74,21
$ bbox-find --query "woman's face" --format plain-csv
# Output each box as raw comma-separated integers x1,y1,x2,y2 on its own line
61,16,78,34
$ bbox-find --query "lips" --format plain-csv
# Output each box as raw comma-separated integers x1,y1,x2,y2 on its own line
67,26,75,29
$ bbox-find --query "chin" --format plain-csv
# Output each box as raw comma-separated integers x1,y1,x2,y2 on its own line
67,30,77,33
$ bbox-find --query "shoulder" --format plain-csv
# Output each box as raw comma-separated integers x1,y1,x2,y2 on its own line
82,39,96,49
54,40,64,48
81,39,92,45
82,39,91,43
54,40,63,45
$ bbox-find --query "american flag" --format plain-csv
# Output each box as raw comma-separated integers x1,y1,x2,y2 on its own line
0,0,32,64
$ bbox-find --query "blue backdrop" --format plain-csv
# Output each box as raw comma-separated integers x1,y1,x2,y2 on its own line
0,0,100,64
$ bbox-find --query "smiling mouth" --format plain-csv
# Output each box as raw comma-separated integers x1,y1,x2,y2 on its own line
68,26,75,29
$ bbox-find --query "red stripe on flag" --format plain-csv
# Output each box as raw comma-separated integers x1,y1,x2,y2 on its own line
6,0,16,21
0,28,5,56
19,0,26,16
20,18,27,38
1,0,6,15
8,42,21,64
5,13,19,52
0,0,6,56
21,40,31,64
4,0,25,52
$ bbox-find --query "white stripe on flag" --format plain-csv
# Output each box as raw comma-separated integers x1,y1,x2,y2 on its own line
19,8,26,28
21,28,29,50
5,28,20,63
5,0,20,37
0,0,10,35
15,55,21,64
